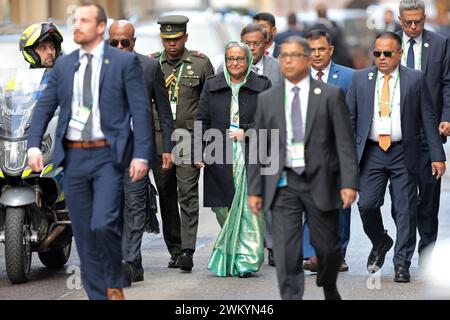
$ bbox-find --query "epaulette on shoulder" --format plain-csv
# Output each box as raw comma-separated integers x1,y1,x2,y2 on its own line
191,50,208,60
150,51,161,58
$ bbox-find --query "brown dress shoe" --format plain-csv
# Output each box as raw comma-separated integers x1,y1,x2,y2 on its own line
107,288,126,300
303,256,318,272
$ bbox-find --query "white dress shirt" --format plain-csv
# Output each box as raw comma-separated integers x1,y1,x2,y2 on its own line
253,57,264,75
311,62,331,83
369,67,402,142
402,32,423,70
66,41,105,141
285,77,310,167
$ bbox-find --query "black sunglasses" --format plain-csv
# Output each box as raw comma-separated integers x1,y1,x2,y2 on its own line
373,50,393,58
108,39,134,48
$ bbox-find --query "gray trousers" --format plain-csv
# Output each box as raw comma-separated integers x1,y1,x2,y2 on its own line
271,169,341,300
122,167,148,271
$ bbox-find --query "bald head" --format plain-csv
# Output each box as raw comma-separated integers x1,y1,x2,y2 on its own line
109,20,136,52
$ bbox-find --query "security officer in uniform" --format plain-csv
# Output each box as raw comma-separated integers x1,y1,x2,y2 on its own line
151,15,214,272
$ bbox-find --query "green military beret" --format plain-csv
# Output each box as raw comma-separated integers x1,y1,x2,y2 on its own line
157,15,189,39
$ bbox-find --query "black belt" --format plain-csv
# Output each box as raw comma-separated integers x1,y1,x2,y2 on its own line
367,140,402,147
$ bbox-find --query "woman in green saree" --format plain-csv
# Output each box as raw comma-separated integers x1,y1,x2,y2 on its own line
195,41,271,277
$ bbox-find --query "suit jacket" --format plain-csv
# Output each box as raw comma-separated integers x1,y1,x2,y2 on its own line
398,29,450,123
247,77,359,212
28,41,153,169
326,62,354,95
195,71,271,207
346,65,446,174
136,53,174,154
262,55,283,86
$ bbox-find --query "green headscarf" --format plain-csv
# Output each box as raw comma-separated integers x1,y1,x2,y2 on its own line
223,41,253,93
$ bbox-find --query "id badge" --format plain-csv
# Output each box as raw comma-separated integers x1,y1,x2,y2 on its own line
291,142,305,168
68,105,91,131
230,114,240,132
278,170,287,188
170,101,177,120
378,117,391,135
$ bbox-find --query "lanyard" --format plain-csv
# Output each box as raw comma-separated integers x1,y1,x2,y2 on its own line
76,51,103,108
375,70,400,116
401,37,422,70
160,53,184,102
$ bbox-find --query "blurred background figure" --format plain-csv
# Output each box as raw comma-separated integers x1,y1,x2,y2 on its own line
274,12,306,45
423,239,450,298
383,9,402,33
306,3,354,68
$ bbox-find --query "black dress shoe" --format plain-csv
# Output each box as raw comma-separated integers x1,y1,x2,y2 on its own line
238,272,254,278
122,262,134,287
394,265,410,283
131,265,144,282
268,249,275,267
367,234,394,273
168,254,180,268
339,259,349,272
179,252,194,272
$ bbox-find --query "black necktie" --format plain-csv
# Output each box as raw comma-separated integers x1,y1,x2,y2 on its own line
407,38,416,69
82,53,93,141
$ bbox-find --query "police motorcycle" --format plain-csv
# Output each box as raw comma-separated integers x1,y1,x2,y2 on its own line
0,68,72,284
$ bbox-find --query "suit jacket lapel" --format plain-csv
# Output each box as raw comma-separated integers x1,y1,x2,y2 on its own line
99,41,110,91
274,82,287,148
421,30,431,74
305,77,321,144
67,50,80,106
365,67,377,127
327,62,337,84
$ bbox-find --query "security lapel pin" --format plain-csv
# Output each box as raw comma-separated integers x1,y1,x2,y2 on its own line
368,72,374,80
104,58,110,65
333,74,338,79
314,87,322,95
424,43,429,48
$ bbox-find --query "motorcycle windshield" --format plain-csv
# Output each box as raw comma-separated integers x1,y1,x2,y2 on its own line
0,68,48,139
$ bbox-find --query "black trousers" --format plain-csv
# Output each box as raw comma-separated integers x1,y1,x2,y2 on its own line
271,169,341,300
359,142,417,268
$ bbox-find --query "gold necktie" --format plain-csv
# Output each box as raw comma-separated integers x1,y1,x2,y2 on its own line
379,74,392,151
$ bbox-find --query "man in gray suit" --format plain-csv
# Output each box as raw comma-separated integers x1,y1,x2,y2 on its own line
241,23,283,86
109,21,175,284
248,36,358,300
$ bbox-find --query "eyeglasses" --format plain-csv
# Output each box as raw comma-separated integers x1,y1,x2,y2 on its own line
226,56,247,64
243,41,264,48
108,38,134,48
401,18,425,27
278,52,309,60
372,50,394,58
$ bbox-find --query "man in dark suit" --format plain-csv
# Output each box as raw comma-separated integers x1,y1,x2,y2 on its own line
108,20,174,284
27,3,152,300
248,36,358,300
396,0,450,263
346,32,446,283
302,29,355,273
274,13,306,45
253,12,280,59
